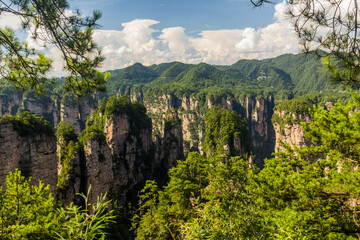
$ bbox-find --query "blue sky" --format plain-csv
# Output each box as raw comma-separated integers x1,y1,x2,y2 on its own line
0,0,301,74
70,0,277,35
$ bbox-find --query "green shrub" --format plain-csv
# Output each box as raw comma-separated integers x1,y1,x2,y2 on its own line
0,111,54,136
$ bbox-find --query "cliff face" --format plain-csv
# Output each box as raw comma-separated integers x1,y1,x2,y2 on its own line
247,97,276,165
133,92,275,163
84,114,153,205
0,95,183,207
0,90,279,164
0,93,22,116
0,92,98,134
153,110,184,177
22,95,57,125
273,111,312,152
0,91,279,203
0,122,57,193
0,91,316,213
60,96,98,134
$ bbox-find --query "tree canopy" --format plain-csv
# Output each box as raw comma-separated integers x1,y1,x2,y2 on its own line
0,0,109,96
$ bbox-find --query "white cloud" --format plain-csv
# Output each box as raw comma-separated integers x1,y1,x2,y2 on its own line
235,28,259,52
121,19,160,54
234,1,300,59
25,1,302,76
90,1,300,72
0,12,22,29
160,27,190,55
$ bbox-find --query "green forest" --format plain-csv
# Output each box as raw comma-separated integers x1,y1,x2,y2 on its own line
4,95,360,238
1,0,360,239
132,97,360,239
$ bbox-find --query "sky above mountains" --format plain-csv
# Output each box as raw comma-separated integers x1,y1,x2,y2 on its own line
0,0,302,75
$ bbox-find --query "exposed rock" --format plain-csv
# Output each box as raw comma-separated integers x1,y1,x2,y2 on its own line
0,92,22,116
0,122,57,193
60,96,97,134
84,114,153,205
163,110,184,169
248,97,276,166
22,95,57,125
60,104,82,133
273,111,312,152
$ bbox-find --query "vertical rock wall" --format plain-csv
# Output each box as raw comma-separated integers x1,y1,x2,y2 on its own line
84,114,153,205
273,111,312,152
0,122,58,192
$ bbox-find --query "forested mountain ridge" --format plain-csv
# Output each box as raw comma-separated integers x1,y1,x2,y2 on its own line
106,52,337,98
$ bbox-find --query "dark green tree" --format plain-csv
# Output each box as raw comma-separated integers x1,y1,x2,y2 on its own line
255,96,360,238
132,152,265,240
203,107,249,158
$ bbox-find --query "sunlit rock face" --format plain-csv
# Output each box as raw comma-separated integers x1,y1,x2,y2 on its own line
84,113,153,205
273,110,312,153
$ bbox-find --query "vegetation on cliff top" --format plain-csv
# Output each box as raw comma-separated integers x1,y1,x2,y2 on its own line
79,95,151,145
0,111,54,136
203,107,249,158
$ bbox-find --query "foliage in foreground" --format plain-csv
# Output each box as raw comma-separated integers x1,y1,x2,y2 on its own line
0,0,109,96
0,169,114,239
132,97,360,239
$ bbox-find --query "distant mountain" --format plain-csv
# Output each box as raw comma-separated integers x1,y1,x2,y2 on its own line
106,52,342,99
264,53,336,93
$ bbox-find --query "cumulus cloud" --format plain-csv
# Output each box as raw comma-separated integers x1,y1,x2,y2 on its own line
91,1,300,72
234,1,299,59
25,1,301,75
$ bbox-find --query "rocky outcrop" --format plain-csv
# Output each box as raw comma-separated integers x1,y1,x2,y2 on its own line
155,110,184,171
0,92,22,116
0,91,98,134
247,97,276,166
0,95,185,207
273,111,312,152
0,122,57,193
60,96,98,134
0,88,280,173
132,92,276,164
21,94,59,126
84,114,153,205
0,87,280,166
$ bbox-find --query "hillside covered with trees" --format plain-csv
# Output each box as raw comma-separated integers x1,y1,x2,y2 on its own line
105,52,344,102
2,0,360,238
